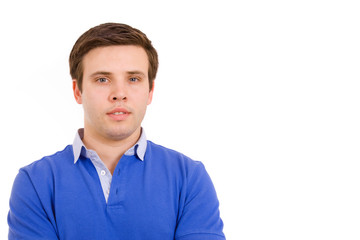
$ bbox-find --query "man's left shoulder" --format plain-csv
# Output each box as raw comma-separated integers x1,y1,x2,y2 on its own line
145,140,204,171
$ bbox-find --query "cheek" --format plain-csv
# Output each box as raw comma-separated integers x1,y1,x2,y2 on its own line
138,92,152,108
82,94,103,116
131,96,150,116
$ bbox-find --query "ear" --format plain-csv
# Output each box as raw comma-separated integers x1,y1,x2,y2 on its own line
72,80,82,104
147,81,155,105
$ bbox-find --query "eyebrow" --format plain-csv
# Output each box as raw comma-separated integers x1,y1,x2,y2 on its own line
89,71,112,78
126,71,146,77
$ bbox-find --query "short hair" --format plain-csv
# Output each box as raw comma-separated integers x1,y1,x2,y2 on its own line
69,23,158,92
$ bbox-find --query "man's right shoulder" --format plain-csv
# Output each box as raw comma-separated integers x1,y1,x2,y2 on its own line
20,145,74,176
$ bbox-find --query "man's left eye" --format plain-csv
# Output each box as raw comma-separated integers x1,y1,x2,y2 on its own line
129,77,139,82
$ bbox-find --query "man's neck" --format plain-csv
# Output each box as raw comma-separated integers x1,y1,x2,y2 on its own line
82,128,141,174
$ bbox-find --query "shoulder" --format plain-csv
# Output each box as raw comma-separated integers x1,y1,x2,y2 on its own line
145,141,206,178
12,145,75,205
146,141,202,164
20,145,74,179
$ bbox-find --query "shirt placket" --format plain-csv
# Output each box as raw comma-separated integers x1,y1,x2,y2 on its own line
88,150,112,202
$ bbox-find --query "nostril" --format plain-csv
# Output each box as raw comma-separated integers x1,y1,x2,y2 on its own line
111,96,126,101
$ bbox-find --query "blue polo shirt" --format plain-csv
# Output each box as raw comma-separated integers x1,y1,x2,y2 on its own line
8,131,225,239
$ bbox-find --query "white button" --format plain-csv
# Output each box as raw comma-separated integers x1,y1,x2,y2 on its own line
100,170,106,176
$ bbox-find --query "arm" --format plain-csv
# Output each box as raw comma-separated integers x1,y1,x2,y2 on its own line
175,162,225,240
8,169,59,240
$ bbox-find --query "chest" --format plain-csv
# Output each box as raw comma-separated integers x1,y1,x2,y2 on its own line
53,158,181,239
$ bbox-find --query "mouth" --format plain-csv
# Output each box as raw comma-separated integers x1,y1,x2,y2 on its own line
112,112,127,115
107,108,130,120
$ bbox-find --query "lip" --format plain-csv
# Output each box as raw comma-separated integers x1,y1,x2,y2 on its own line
107,107,130,121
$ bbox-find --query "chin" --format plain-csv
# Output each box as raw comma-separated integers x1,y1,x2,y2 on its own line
105,127,138,141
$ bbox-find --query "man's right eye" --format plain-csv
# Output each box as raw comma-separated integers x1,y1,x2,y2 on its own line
97,77,108,83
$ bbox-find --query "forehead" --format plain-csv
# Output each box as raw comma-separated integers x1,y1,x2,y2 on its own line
82,45,149,76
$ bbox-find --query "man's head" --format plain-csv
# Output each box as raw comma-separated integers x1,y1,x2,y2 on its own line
70,23,158,143
69,23,158,92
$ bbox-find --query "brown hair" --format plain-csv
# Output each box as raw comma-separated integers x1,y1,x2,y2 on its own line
69,23,158,92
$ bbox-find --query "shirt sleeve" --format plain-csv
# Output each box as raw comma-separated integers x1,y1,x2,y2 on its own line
175,162,225,240
8,169,59,240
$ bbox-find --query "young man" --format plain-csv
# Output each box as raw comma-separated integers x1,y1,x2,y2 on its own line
8,23,225,240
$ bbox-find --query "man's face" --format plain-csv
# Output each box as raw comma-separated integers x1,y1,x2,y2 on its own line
73,45,154,142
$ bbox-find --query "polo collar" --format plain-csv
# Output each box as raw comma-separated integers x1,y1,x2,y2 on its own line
73,128,147,164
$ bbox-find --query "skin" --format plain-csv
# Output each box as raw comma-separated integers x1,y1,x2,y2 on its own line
72,45,154,173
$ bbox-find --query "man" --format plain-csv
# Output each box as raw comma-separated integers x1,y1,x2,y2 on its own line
8,23,225,240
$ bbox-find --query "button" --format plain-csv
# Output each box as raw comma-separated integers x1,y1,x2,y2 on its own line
100,170,106,176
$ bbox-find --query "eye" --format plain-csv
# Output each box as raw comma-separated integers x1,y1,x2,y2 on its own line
129,77,139,82
97,77,108,83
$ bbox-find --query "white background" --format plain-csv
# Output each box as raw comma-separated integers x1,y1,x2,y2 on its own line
1,0,360,239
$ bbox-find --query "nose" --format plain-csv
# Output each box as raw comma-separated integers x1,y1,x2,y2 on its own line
109,81,127,102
